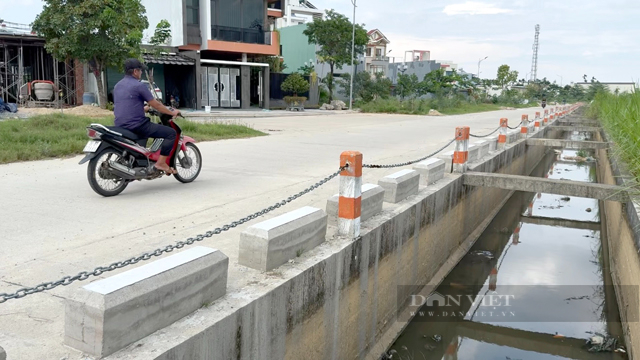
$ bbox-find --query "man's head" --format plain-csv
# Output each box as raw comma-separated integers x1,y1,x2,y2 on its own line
124,58,147,80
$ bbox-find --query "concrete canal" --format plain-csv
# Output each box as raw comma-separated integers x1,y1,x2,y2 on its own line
387,130,627,360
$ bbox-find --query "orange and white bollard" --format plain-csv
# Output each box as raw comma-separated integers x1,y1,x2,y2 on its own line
338,151,362,238
512,223,521,245
444,337,459,360
489,267,498,291
527,201,533,216
498,118,508,150
520,114,529,139
534,112,541,131
453,126,470,173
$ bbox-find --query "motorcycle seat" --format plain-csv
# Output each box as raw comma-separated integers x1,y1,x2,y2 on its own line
106,126,147,147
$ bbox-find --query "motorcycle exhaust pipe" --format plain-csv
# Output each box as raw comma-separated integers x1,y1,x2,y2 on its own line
107,161,137,180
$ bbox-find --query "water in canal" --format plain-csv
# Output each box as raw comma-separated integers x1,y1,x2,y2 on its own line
386,131,627,360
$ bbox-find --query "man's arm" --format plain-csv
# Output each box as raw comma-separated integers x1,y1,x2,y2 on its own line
148,99,179,117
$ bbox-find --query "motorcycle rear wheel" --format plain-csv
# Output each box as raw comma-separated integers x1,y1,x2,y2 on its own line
87,148,129,197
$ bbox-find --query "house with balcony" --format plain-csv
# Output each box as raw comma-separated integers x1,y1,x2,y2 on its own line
364,29,390,78
139,0,281,109
267,0,323,28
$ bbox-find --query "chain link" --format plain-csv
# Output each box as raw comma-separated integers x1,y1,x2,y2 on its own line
507,121,524,130
470,126,501,138
363,138,456,169
0,166,347,304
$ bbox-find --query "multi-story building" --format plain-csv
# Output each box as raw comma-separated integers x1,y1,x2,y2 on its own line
364,29,390,78
140,0,281,109
267,0,323,28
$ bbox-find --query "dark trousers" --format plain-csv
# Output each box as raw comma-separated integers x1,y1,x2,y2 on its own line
132,120,177,156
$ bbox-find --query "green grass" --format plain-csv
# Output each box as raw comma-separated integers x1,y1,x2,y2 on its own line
0,113,265,164
358,98,538,116
588,92,640,181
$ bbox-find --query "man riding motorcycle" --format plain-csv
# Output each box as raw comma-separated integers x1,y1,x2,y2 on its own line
113,58,180,175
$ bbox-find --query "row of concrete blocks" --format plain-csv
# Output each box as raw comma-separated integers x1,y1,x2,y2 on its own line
64,158,447,359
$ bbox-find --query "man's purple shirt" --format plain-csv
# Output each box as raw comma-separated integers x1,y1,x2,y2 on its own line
113,75,154,129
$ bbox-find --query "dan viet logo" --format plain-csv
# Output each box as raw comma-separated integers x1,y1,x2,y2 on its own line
408,291,516,320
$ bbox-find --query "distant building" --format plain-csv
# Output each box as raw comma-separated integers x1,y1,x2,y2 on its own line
269,0,323,28
364,29,390,78
575,82,636,94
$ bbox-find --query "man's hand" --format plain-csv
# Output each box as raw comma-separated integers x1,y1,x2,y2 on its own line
148,99,179,118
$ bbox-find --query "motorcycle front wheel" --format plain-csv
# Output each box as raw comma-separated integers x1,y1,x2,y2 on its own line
87,148,129,197
174,143,202,183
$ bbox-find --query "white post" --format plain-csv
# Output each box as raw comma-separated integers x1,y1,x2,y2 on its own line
349,0,357,111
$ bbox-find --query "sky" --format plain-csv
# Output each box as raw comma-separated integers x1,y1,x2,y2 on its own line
2,0,639,85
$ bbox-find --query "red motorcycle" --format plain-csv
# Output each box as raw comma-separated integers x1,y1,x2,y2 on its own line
79,109,202,197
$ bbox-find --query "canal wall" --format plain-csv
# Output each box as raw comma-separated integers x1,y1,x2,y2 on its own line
596,123,640,359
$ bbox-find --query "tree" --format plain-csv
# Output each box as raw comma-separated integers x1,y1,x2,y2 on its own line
281,72,310,96
419,68,459,96
33,0,149,108
150,20,171,46
496,65,519,90
338,71,391,102
396,73,419,99
298,63,315,76
303,9,368,101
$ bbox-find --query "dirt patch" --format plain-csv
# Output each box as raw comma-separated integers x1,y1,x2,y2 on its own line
17,105,113,118
428,109,444,116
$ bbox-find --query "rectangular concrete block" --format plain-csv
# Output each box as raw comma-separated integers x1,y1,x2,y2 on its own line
413,158,445,185
64,246,228,358
378,169,420,203
239,206,327,272
468,144,480,162
437,150,454,173
507,131,518,144
326,183,385,226
486,136,498,151
473,140,490,158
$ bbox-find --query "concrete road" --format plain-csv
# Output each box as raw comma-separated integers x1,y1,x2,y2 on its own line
0,108,544,359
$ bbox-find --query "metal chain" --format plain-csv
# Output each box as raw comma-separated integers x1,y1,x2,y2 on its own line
363,138,456,169
0,166,347,304
507,121,524,130
470,126,501,138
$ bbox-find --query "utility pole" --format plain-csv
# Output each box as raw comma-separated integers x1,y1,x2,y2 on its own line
477,56,488,78
349,0,356,110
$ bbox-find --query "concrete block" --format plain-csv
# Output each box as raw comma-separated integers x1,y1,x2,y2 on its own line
239,206,327,271
507,131,518,144
468,144,480,162
413,158,445,185
326,184,385,226
486,136,498,151
473,141,490,158
378,169,420,203
437,150,454,173
64,246,228,358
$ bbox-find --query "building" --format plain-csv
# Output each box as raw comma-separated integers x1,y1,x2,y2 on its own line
142,0,281,109
575,82,636,94
0,20,84,108
364,29,390,78
268,0,323,28
388,60,442,85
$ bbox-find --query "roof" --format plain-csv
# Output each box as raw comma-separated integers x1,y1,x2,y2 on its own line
367,29,390,44
142,53,195,66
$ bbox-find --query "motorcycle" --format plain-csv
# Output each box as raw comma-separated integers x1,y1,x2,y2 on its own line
79,109,202,197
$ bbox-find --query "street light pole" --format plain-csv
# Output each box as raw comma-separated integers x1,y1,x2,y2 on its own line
557,74,563,86
349,0,357,110
477,56,488,78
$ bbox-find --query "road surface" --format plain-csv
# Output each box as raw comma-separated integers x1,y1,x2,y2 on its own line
0,107,544,359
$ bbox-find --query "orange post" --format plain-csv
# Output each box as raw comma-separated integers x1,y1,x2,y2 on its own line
453,126,470,173
498,118,508,150
338,151,363,237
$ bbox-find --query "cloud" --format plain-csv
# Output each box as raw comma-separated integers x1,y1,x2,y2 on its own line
443,2,513,16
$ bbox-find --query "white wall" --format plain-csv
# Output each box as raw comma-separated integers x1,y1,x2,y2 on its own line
200,0,211,48
142,0,184,47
